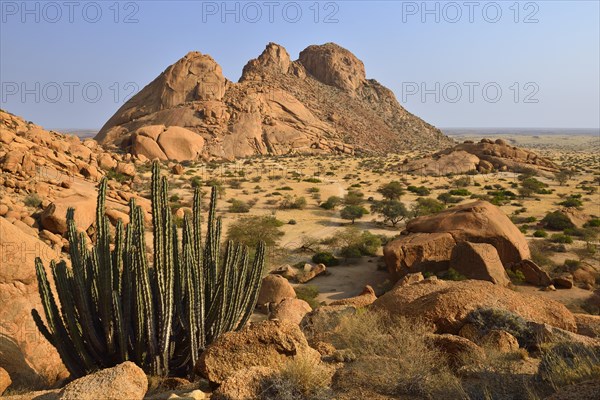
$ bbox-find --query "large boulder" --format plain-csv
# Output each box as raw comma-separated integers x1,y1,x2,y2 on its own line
211,366,274,400
509,259,552,287
40,194,96,234
156,126,205,162
449,242,510,286
0,217,68,387
384,201,530,279
58,362,147,400
371,279,576,334
257,275,296,306
195,320,320,384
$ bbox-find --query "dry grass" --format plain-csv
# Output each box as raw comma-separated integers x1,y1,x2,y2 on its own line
259,356,333,400
537,342,600,389
326,309,466,399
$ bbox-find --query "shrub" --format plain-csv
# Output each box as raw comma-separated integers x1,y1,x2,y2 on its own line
537,342,600,389
294,285,321,309
334,228,382,258
507,269,526,284
449,189,471,196
440,268,467,281
312,252,339,267
229,180,242,189
533,229,548,238
558,196,583,208
550,234,573,244
407,185,431,196
303,177,321,183
280,195,307,210
410,197,445,217
343,190,364,206
542,211,575,231
227,215,284,248
584,218,600,227
324,310,463,398
467,308,537,349
24,193,42,207
190,176,202,188
260,356,333,400
105,169,129,183
288,219,297,225
320,196,342,210
228,199,251,213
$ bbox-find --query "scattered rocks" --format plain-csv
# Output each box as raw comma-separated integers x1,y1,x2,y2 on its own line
509,259,552,287
211,366,274,400
296,263,326,283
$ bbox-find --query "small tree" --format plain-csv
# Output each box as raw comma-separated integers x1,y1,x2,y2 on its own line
227,215,285,248
340,205,368,224
377,181,405,200
411,198,445,217
344,190,365,206
320,196,342,210
371,200,409,227
554,170,570,186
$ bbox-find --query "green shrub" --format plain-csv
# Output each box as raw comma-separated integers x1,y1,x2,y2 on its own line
320,196,342,210
550,234,573,244
377,181,405,200
303,177,321,183
440,268,467,281
558,196,583,208
288,219,297,225
533,229,548,238
584,218,600,228
411,198,445,217
449,189,471,196
280,195,307,210
227,215,284,248
507,269,526,284
340,205,368,224
542,211,575,231
407,185,431,196
294,285,321,309
312,252,340,267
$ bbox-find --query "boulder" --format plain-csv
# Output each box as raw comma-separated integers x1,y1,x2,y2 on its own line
97,153,117,170
269,298,312,325
383,232,456,278
385,201,530,279
195,320,320,384
257,275,296,306
329,285,377,307
211,366,274,400
480,329,519,352
58,362,147,400
574,313,600,338
449,242,510,286
509,259,552,286
0,218,68,387
0,367,11,395
553,274,574,289
371,279,576,334
40,194,96,234
402,150,480,176
396,272,425,287
157,127,205,162
425,334,485,369
270,264,297,280
115,162,136,177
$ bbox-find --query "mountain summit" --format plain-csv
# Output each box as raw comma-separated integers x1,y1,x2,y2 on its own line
96,42,452,161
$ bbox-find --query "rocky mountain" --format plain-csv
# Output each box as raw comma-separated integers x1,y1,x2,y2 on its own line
96,42,452,161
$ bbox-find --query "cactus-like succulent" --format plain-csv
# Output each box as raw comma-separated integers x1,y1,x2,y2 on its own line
32,161,265,378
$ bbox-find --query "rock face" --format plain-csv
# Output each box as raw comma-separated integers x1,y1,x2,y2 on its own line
449,242,510,286
0,217,68,387
384,201,530,279
402,138,558,176
195,320,320,384
58,362,147,400
371,279,576,334
0,367,11,395
96,43,451,160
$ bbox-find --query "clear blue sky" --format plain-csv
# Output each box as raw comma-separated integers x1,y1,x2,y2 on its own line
1,1,599,130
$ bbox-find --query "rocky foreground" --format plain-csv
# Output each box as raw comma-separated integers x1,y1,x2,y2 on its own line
95,42,452,160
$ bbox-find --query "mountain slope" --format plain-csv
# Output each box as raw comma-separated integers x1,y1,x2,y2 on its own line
96,42,453,160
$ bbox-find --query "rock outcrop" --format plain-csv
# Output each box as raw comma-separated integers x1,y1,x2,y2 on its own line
384,201,530,279
371,279,576,334
257,274,296,307
401,138,558,176
449,242,511,286
96,43,452,160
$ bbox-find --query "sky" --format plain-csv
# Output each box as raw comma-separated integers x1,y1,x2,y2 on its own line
1,0,599,131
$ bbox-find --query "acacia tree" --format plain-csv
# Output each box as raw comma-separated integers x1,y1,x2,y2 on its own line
340,205,368,224
377,181,405,200
371,200,409,227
